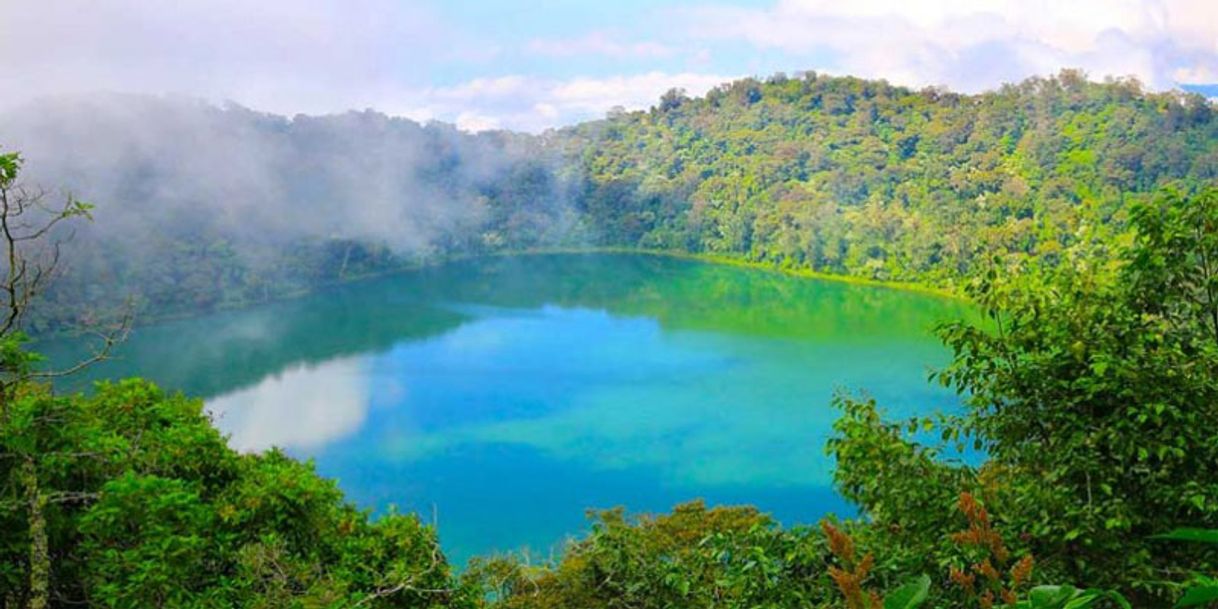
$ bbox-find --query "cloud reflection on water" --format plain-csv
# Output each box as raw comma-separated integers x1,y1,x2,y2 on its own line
207,356,371,452
202,306,948,490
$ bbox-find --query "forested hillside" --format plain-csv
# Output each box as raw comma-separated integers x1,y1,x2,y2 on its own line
564,70,1218,286
3,72,1216,332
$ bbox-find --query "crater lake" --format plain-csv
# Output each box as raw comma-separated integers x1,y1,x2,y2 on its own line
43,253,972,565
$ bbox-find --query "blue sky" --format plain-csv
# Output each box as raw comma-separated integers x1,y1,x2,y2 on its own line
2,1,1215,131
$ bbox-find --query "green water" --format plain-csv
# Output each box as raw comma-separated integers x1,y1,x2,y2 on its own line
43,253,972,565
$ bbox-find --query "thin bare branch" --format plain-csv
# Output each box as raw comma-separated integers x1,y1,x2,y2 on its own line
30,309,133,380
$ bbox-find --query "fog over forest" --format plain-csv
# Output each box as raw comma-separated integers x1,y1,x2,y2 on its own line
0,94,579,330
5,94,583,248
4,70,1216,336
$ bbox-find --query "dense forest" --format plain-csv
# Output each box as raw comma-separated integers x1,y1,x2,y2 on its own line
565,70,1217,286
3,71,1216,332
2,72,1218,607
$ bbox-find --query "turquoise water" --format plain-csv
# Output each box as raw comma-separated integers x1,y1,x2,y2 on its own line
43,254,971,565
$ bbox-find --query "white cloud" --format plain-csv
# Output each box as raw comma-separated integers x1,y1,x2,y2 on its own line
686,0,1218,90
1176,65,1218,84
455,111,503,133
526,32,674,58
548,72,730,114
4,1,1212,134
431,76,534,100
0,0,459,116
411,71,736,132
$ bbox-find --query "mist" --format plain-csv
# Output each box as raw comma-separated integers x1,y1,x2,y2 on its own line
3,93,561,249
0,94,580,330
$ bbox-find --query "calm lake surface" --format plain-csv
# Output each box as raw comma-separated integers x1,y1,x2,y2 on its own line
44,253,971,565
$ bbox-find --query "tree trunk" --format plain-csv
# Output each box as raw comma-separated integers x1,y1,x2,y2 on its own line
21,458,48,609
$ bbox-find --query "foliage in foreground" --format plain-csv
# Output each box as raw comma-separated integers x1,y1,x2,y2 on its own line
0,380,464,608
827,187,1218,603
463,502,832,609
1153,529,1218,607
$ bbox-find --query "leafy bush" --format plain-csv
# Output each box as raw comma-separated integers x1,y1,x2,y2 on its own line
470,502,833,609
825,188,1218,604
0,380,463,608
1154,529,1218,607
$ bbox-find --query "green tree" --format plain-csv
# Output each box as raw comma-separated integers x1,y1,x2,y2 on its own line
0,150,128,609
827,188,1218,604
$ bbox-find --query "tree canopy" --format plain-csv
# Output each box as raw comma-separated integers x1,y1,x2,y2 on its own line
2,73,1218,607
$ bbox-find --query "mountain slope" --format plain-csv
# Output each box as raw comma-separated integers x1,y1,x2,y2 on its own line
3,71,1216,330
563,70,1217,286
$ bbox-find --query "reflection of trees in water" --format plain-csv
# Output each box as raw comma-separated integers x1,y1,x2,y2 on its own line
42,282,466,399
433,254,972,340
44,253,969,400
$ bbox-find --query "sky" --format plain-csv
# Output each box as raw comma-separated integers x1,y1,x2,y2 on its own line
1,0,1216,132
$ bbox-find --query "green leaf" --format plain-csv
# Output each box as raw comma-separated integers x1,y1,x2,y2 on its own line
1104,590,1134,609
1152,528,1218,544
1062,592,1102,609
883,574,930,609
1028,585,1079,609
1176,586,1218,608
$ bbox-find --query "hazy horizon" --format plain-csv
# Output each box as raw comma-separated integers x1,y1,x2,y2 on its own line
3,1,1216,133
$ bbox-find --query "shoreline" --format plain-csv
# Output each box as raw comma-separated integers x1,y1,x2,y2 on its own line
36,247,966,342
475,247,965,301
